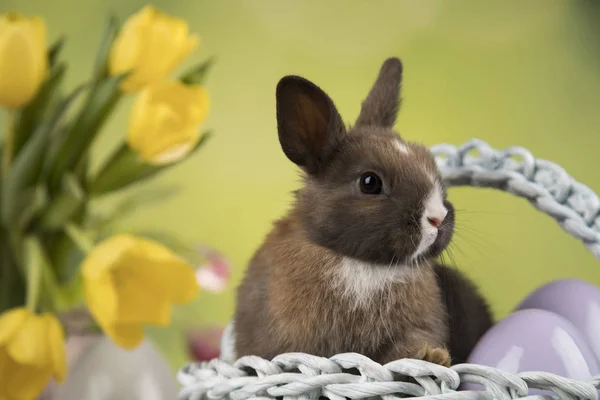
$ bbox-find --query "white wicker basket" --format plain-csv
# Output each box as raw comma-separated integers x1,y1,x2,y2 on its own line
178,139,600,400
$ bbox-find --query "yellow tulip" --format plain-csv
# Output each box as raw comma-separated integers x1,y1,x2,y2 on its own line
109,5,199,92
0,12,47,109
82,234,200,349
127,80,210,165
0,308,66,400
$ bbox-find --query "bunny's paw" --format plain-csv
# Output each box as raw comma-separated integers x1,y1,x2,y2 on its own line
416,343,451,367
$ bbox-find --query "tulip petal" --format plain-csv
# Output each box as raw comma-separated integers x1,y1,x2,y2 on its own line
45,313,67,382
153,82,209,123
108,10,144,90
84,272,119,327
185,86,210,124
0,20,43,108
5,313,49,366
0,310,64,399
30,16,48,85
149,140,197,165
127,87,154,150
83,235,135,328
111,260,173,326
127,81,209,165
155,258,200,304
0,14,9,35
103,323,145,350
144,18,198,85
138,17,182,84
0,347,10,392
82,234,137,278
109,6,198,91
0,347,52,400
132,237,200,303
136,109,197,164
185,34,200,56
0,308,28,345
81,234,199,349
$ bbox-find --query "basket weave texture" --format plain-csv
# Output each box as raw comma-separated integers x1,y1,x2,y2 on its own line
178,139,600,400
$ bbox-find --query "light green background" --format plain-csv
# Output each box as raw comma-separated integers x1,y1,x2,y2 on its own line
2,0,599,368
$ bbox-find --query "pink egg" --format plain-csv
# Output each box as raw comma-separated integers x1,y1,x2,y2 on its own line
465,309,599,396
515,279,600,361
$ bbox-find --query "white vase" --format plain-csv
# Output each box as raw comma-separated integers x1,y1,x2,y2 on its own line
49,336,179,400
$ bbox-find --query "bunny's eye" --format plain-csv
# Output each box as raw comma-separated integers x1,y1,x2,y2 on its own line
359,172,383,195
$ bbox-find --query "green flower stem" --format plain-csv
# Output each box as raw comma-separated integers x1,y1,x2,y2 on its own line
24,237,43,313
0,239,13,312
2,109,15,179
64,223,95,254
38,174,85,229
23,237,71,313
89,132,212,196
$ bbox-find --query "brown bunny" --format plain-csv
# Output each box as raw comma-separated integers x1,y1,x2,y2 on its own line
234,57,493,367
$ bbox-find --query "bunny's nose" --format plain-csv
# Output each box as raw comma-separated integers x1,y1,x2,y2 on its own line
427,217,442,228
423,185,448,229
426,208,447,228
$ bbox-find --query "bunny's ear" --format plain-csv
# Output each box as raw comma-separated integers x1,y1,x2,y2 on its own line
276,76,346,174
355,57,403,128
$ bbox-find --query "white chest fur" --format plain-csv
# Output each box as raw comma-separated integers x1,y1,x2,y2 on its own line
331,257,420,309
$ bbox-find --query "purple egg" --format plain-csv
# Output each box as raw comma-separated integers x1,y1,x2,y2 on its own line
464,309,600,396
515,278,600,361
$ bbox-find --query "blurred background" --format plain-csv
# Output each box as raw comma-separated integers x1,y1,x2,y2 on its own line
3,0,599,374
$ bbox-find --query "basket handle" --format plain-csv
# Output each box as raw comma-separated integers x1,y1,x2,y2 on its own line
431,139,600,260
219,140,600,363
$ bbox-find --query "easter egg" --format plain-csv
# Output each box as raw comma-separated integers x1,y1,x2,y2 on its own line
515,278,600,361
465,309,600,396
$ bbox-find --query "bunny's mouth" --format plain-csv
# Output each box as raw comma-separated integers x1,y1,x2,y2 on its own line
409,184,452,261
412,201,455,263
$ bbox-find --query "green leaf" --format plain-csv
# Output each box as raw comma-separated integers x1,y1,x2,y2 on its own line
89,131,212,196
74,153,90,188
180,57,216,85
2,84,86,226
48,73,125,188
92,14,120,83
3,226,25,275
48,36,66,67
43,14,121,188
13,36,73,158
24,236,43,311
64,222,95,255
17,185,48,231
38,173,85,230
1,180,43,232
13,63,67,156
0,233,22,312
23,236,69,312
45,230,84,283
